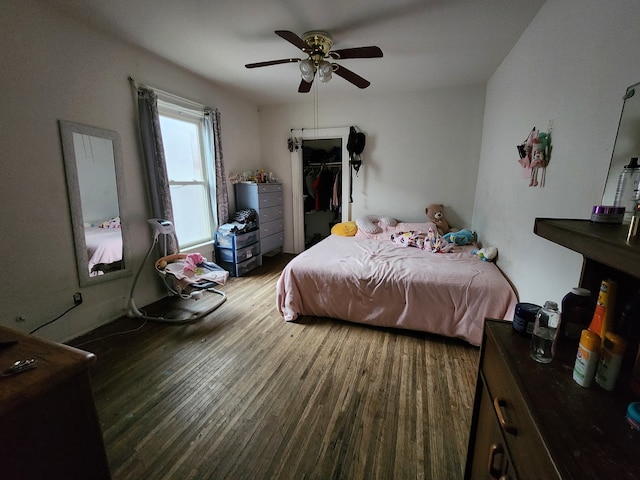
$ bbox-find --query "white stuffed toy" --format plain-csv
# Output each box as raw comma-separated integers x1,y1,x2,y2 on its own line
472,246,497,262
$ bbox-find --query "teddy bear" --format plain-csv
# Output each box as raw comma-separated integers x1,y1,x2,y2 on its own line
425,204,454,234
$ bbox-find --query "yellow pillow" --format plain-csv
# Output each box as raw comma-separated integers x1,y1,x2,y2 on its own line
331,221,358,236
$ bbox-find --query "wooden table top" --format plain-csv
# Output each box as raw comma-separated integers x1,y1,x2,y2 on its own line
0,326,95,416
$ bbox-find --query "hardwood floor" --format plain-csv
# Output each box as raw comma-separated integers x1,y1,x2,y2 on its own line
70,254,480,480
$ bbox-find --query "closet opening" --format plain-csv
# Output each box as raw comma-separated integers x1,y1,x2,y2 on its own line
290,127,351,253
302,138,343,248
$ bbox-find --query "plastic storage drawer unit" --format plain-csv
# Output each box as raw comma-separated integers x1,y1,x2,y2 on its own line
214,229,261,277
216,242,260,264
214,230,260,249
219,254,262,277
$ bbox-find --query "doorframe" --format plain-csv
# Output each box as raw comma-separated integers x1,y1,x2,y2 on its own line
290,127,351,253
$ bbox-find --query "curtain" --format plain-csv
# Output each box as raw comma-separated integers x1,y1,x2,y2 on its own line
136,86,178,254
204,108,229,225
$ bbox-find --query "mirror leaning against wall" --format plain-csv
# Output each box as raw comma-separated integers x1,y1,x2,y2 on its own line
59,120,131,287
602,81,640,206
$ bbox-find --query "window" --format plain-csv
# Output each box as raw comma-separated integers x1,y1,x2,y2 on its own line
158,100,216,249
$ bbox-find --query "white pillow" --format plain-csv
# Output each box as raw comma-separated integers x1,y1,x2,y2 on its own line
355,215,398,234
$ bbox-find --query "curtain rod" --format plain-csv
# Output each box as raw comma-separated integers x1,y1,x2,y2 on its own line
128,76,210,111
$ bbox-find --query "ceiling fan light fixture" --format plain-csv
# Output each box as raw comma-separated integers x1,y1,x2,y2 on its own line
318,60,332,83
299,59,315,83
251,30,382,92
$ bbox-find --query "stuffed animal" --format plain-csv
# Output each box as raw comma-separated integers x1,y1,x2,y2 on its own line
425,204,454,234
443,229,475,246
100,216,121,229
472,246,498,262
424,227,454,253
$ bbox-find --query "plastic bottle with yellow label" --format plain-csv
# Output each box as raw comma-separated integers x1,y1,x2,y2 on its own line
573,329,601,388
596,332,628,391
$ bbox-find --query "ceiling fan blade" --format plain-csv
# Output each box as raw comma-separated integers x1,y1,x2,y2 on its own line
245,58,300,69
298,78,313,93
333,64,370,89
275,30,308,51
329,46,383,60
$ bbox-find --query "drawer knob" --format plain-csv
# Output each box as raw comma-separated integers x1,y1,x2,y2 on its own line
493,397,518,435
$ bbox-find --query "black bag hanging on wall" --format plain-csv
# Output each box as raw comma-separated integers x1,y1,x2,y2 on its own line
347,126,366,202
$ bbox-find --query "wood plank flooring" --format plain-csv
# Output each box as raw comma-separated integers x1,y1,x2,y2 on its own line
70,254,480,480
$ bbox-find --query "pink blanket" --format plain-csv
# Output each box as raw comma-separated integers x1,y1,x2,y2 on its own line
276,234,517,346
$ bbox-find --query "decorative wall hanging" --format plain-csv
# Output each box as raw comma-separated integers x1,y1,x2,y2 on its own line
517,126,552,187
288,136,302,152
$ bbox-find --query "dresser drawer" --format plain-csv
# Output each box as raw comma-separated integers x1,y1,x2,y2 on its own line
258,191,283,208
260,219,284,239
261,232,284,254
257,183,282,194
482,333,560,479
469,376,518,480
260,205,283,224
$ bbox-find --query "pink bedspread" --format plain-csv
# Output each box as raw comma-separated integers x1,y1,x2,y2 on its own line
276,234,517,346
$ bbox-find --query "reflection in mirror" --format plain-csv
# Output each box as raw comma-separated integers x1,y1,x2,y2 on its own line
602,82,640,205
59,120,131,287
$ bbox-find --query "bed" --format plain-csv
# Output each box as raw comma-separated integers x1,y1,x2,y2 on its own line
85,226,123,275
276,222,518,346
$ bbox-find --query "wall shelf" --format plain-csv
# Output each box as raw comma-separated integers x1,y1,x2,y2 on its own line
534,218,640,279
534,217,640,364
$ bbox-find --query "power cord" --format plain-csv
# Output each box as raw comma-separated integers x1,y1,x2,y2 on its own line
29,303,81,334
72,318,148,348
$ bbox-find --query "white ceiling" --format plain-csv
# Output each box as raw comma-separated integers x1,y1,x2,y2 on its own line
49,0,546,106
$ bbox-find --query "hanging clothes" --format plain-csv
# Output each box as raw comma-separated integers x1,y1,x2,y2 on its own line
317,168,335,211
332,170,342,211
303,168,316,213
313,175,321,210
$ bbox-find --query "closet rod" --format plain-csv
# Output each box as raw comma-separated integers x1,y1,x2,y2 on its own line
307,161,341,167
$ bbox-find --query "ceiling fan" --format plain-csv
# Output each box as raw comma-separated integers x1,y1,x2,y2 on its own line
245,30,383,93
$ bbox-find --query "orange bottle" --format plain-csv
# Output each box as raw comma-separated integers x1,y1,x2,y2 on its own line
588,279,617,343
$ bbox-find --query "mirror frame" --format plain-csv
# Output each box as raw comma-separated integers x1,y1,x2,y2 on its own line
59,120,132,287
602,81,640,205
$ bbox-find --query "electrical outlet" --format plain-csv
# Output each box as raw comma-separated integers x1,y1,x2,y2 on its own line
73,292,83,305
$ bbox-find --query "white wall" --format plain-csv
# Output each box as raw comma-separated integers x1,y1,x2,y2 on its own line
0,0,261,342
474,0,640,306
258,86,486,253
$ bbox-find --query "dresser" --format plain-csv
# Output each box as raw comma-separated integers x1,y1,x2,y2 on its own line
464,218,640,479
235,183,284,255
465,319,639,479
0,326,111,479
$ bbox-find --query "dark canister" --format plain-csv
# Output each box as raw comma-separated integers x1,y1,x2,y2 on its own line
560,287,595,341
513,302,541,337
